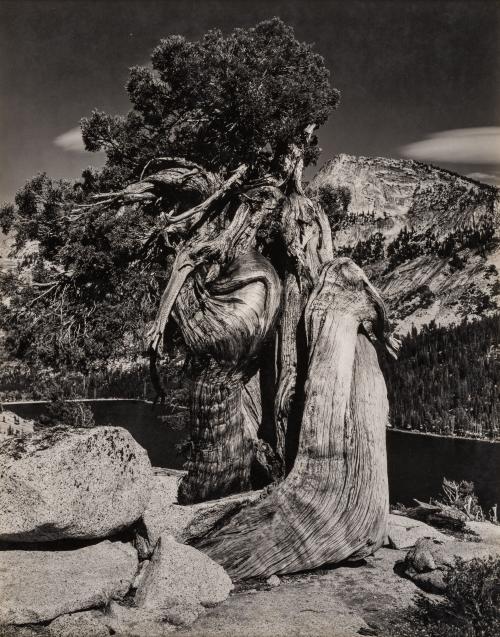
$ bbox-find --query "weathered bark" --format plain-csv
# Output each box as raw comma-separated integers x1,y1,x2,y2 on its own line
242,372,261,441
270,128,335,470
139,176,284,502
274,198,333,470
85,159,221,213
194,259,396,578
172,250,281,503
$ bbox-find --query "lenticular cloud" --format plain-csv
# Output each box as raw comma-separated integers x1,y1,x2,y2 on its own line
54,127,86,153
400,127,500,165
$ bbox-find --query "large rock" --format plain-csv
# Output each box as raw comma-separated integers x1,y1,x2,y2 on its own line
408,570,447,594
465,520,500,549
387,513,448,549
404,536,500,594
0,540,138,625
134,472,260,558
134,473,191,558
135,533,233,612
0,426,153,542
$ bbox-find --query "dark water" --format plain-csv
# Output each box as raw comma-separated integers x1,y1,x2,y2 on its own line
7,400,187,470
388,430,500,511
7,400,500,510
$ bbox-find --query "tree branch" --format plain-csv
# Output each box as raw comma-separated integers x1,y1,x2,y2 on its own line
163,164,248,224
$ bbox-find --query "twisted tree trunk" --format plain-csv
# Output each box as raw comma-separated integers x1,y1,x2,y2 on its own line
173,250,281,503
274,198,333,471
194,259,395,577
101,138,397,573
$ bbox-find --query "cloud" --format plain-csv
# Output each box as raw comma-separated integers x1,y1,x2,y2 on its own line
400,127,500,165
53,127,86,152
466,172,500,186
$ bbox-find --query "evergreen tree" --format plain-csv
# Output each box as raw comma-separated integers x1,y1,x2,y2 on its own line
381,315,500,439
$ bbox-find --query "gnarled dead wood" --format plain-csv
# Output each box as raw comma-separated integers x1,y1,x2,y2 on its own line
194,259,395,578
396,500,468,531
274,198,333,470
173,250,281,503
270,127,335,471
164,164,247,224
80,159,221,214
146,185,283,355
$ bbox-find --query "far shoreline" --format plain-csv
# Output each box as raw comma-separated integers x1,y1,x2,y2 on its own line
387,426,500,445
2,397,499,445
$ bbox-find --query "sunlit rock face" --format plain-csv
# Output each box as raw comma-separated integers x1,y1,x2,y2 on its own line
309,154,500,334
0,540,138,625
0,425,153,542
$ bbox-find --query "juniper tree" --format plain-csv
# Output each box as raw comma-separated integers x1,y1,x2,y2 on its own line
0,18,398,578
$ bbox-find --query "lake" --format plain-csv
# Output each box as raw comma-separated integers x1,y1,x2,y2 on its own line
6,399,500,511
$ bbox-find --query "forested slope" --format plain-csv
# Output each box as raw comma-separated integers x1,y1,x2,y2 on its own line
380,316,499,439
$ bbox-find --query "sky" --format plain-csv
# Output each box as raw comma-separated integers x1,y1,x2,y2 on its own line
1,0,499,204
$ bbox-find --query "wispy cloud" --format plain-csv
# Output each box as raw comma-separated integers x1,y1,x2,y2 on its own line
400,127,500,164
53,127,86,153
466,172,500,186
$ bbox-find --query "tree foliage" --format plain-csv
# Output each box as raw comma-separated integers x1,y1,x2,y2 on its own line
0,174,160,372
386,224,495,271
337,232,385,267
0,18,339,374
82,18,339,184
316,184,351,230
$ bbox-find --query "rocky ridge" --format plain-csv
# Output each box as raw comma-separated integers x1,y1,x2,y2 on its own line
309,154,500,334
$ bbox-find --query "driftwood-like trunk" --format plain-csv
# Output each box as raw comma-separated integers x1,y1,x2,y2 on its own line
194,259,395,577
274,194,334,471
173,250,281,503
102,138,397,574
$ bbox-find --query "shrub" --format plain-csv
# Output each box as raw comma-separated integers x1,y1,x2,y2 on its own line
437,478,483,520
387,556,500,637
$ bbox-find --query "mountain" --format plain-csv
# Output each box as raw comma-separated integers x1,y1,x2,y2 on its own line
309,154,500,335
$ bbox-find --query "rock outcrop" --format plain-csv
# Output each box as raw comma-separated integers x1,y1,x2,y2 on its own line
0,426,153,542
0,540,138,625
387,513,448,549
0,436,242,634
135,533,233,613
404,533,500,593
309,154,499,334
